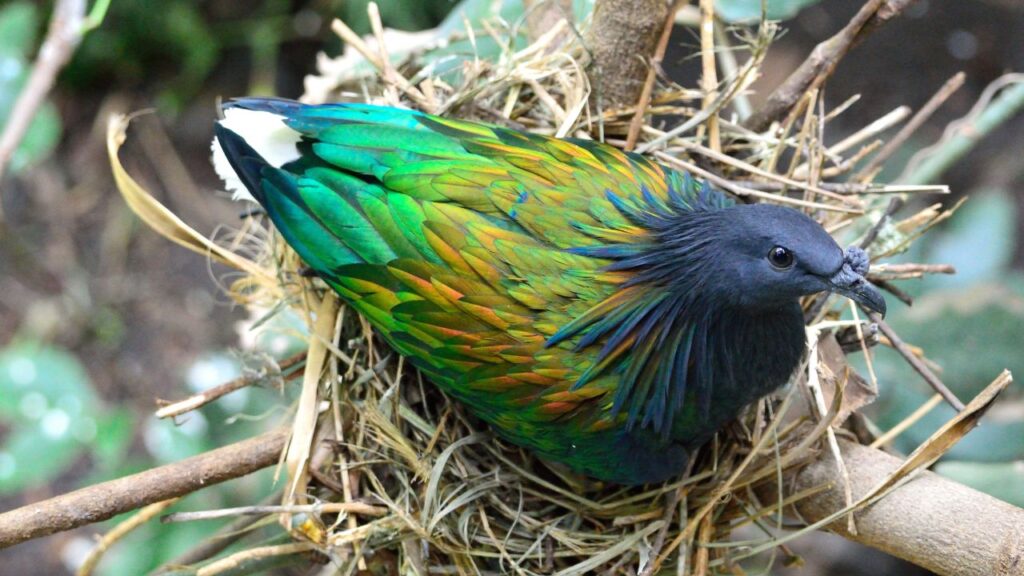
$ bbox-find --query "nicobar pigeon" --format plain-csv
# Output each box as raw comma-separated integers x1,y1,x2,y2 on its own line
212,99,886,485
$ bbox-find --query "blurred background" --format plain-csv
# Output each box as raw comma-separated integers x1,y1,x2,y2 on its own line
0,0,1021,574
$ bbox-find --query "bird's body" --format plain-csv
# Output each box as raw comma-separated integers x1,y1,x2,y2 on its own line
213,99,884,484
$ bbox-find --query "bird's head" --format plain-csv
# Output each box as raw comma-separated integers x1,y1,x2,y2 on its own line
704,204,886,316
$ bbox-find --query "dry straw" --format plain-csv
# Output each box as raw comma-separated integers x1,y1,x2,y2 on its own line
102,2,1013,574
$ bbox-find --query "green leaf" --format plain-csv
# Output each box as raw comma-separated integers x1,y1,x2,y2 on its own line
8,99,61,172
92,409,136,468
143,413,213,463
0,342,125,493
0,342,99,420
0,2,39,57
715,0,824,23
0,424,83,492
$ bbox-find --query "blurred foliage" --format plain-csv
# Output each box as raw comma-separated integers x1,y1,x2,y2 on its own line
0,325,302,574
340,0,453,33
0,2,62,173
866,190,1024,505
715,0,825,23
0,342,132,494
66,0,219,112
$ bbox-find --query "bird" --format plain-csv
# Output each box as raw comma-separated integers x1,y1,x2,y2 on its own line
211,98,886,485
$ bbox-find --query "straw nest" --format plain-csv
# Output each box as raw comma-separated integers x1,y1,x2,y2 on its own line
107,3,977,574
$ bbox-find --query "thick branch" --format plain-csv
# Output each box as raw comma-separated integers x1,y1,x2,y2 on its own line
0,428,288,549
586,0,668,110
778,440,1024,576
745,0,919,132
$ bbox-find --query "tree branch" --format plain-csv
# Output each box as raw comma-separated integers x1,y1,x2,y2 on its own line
780,439,1024,576
744,0,920,132
586,0,669,110
0,428,288,550
0,0,87,181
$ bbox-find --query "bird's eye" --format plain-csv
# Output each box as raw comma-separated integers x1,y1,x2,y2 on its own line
768,246,794,270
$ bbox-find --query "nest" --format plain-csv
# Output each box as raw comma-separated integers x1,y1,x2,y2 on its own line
104,2,1002,574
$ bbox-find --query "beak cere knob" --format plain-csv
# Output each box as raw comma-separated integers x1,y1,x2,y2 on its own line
829,246,887,316
844,246,870,277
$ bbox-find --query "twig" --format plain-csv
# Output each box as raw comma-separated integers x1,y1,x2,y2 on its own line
825,106,910,157
155,351,307,419
900,74,1024,184
670,138,862,207
698,0,720,152
734,181,949,196
858,196,905,250
329,15,435,113
625,0,687,150
162,502,387,523
870,394,944,448
653,151,862,213
77,498,180,576
0,429,288,549
872,278,914,307
196,542,317,576
870,313,965,411
870,263,956,279
745,0,918,132
0,0,87,182
855,72,966,182
638,487,684,576
155,492,283,573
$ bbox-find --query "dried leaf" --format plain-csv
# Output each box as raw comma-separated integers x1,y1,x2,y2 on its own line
106,113,272,283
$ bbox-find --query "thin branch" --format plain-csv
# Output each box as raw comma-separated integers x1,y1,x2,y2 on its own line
899,74,1024,184
745,0,919,132
625,0,686,150
854,72,966,182
0,0,87,181
162,502,387,523
155,493,283,573
0,429,288,549
155,351,307,419
870,312,965,411
77,498,180,576
195,542,316,576
698,0,720,152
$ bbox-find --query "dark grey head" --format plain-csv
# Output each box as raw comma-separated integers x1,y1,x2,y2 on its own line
705,204,886,315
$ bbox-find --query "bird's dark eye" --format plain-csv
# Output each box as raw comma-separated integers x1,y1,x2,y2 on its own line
768,246,794,270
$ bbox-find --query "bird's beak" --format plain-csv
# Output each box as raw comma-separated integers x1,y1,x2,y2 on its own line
829,272,886,316
827,241,884,313
826,246,886,316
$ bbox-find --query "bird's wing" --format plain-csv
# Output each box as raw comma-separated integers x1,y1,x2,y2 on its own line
214,99,725,449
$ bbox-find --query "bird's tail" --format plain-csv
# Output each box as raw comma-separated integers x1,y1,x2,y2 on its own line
211,98,461,273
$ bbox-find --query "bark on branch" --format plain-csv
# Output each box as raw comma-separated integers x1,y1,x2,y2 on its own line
0,428,288,550
744,0,920,132
586,0,669,110
771,439,1024,576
